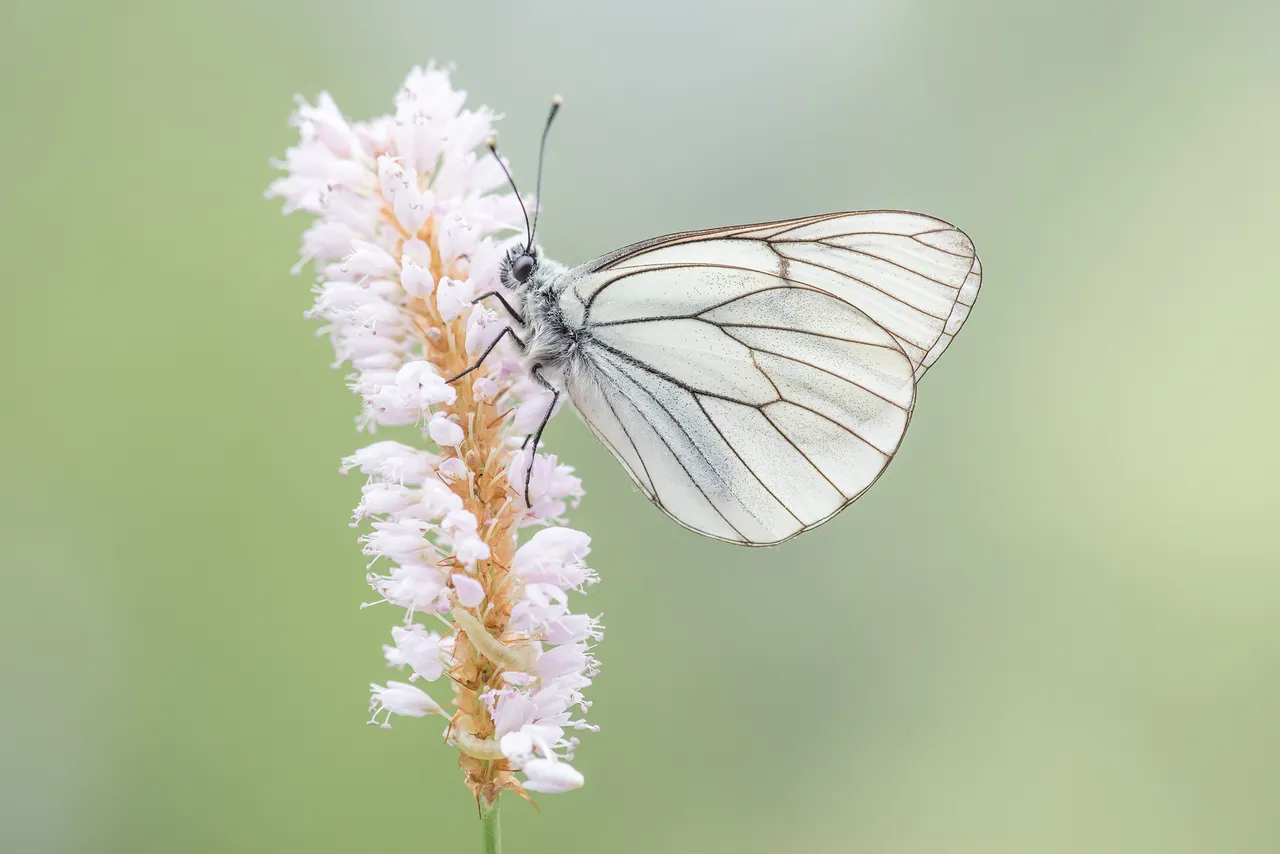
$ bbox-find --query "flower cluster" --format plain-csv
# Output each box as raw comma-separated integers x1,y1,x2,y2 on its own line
267,64,601,803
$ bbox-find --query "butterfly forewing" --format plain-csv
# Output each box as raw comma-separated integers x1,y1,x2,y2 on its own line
560,211,981,545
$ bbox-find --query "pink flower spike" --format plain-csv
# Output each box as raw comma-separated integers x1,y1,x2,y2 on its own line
269,63,603,807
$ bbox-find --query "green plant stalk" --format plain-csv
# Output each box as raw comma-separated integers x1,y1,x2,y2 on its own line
480,795,501,854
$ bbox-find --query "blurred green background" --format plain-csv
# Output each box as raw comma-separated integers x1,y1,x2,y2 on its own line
3,1,1279,852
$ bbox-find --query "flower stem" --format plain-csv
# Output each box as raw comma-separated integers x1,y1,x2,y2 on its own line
480,795,501,854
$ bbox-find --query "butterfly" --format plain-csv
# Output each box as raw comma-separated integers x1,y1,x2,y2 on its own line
453,99,981,546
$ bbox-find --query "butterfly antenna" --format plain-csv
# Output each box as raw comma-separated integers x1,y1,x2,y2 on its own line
485,138,532,247
528,94,562,246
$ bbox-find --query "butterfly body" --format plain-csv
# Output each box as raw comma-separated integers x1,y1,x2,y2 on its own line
510,255,583,377
490,211,982,546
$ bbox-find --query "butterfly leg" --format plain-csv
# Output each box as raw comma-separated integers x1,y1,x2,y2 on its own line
519,365,559,508
473,291,525,326
445,326,526,384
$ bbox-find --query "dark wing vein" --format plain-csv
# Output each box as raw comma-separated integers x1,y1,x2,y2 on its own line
809,240,967,289
770,246,952,321
586,264,791,314
586,348,752,540
757,232,972,287
590,214,835,272
718,323,902,352
719,332,911,415
589,327,904,460
588,253,955,332
749,364,899,454
767,229,975,261
764,212,861,239
768,397,899,459
909,231,975,258
758,407,849,500
587,338,778,409
595,376,658,502
590,211,969,273
692,396,805,527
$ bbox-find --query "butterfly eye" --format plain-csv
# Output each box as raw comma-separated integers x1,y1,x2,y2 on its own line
512,253,535,284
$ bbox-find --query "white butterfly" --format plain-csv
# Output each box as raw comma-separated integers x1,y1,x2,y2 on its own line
458,108,981,546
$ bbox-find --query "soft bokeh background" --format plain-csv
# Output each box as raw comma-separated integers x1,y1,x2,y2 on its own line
3,1,1278,852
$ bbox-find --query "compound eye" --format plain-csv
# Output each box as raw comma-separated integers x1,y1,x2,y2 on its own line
512,254,535,284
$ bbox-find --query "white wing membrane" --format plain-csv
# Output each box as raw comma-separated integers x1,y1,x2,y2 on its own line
560,211,980,545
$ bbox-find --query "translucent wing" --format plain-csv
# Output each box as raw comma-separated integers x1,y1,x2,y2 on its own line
559,211,980,545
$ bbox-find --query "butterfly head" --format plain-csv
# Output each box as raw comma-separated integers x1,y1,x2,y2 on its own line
500,243,539,292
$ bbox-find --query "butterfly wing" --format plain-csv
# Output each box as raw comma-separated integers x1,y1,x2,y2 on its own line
558,211,981,545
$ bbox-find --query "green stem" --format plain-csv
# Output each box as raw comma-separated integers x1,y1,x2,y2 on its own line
480,795,501,854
